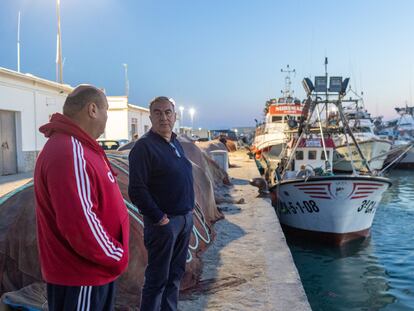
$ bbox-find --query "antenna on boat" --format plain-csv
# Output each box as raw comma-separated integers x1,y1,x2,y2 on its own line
281,65,296,98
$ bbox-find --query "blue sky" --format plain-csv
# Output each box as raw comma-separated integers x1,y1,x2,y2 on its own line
0,0,413,128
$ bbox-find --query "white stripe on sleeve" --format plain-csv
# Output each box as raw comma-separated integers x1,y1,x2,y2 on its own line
71,137,123,261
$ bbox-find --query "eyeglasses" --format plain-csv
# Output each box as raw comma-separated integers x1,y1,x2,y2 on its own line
169,142,181,158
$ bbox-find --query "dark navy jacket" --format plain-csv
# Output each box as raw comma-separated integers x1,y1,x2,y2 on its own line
128,130,194,223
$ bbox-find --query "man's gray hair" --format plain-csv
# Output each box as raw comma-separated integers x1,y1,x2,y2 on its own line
149,96,175,112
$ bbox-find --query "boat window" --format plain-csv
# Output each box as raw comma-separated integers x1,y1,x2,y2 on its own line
321,151,330,160
295,150,304,160
272,116,283,122
308,150,317,160
278,98,285,103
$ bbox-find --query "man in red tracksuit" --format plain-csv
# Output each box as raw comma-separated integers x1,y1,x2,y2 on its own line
34,85,129,310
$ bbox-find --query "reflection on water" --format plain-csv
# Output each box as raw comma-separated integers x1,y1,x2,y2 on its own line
287,170,414,311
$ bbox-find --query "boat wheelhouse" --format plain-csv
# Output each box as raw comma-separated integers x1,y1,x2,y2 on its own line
252,65,303,181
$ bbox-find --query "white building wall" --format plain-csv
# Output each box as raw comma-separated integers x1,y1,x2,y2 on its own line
104,109,129,140
0,68,72,172
106,96,151,141
127,109,151,139
0,83,34,151
0,74,69,152
34,91,68,149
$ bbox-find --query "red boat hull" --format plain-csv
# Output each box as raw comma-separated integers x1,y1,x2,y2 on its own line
280,223,371,246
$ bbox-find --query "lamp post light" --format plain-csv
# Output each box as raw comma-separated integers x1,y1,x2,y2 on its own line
179,106,184,127
123,63,129,97
189,108,195,135
56,0,63,83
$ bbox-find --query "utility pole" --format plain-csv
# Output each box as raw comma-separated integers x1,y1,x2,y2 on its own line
56,0,63,83
123,63,129,97
17,11,21,72
189,108,195,135
179,106,184,126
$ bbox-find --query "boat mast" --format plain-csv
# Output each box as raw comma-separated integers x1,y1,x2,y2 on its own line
325,57,329,123
319,57,329,165
281,98,317,178
300,65,373,175
281,65,295,98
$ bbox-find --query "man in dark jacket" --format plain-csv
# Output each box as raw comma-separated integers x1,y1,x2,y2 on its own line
34,85,129,310
128,96,194,311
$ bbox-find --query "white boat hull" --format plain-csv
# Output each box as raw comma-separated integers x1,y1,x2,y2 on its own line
334,139,392,172
270,176,391,245
253,133,285,154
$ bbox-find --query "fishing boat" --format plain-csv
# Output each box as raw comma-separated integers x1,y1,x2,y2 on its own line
333,104,392,172
251,65,303,181
269,64,392,246
378,106,414,169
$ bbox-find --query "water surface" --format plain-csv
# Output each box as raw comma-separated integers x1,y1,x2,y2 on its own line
287,170,414,311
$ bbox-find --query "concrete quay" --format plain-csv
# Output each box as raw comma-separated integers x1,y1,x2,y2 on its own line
0,172,33,197
179,150,311,311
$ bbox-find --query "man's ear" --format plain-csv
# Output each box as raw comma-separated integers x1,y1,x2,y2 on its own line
87,102,98,119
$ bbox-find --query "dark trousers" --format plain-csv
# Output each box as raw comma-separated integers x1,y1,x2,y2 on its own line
47,281,116,311
140,212,193,311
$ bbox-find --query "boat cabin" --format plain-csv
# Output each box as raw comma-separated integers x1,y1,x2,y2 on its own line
285,138,335,178
265,97,303,125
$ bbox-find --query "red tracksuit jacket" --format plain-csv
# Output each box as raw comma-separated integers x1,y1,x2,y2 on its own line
34,113,129,286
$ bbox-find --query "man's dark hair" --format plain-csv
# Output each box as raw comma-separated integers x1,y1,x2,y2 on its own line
63,85,105,117
149,96,175,112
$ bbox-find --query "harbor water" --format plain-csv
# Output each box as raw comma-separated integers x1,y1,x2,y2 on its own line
286,170,414,311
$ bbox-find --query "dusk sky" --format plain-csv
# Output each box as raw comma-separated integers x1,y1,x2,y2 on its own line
1,0,413,128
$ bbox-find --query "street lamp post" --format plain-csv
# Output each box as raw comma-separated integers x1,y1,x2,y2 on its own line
56,0,63,83
189,108,195,135
179,106,184,127
123,63,129,97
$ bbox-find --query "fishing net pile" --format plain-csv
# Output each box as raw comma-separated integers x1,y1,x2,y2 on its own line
0,139,228,309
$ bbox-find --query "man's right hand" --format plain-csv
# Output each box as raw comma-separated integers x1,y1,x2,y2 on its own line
157,215,170,226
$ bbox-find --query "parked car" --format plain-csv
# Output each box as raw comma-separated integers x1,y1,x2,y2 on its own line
97,139,129,150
